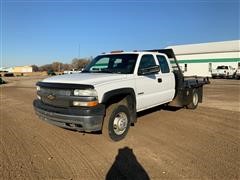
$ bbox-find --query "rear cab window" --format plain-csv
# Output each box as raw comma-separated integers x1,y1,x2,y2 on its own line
156,55,170,73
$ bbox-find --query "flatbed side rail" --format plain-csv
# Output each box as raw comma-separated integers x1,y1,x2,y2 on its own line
184,76,210,83
183,76,210,88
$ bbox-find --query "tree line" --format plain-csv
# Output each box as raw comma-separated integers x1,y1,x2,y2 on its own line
32,58,91,72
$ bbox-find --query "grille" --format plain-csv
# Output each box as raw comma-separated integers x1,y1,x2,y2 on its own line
41,87,72,96
40,88,72,108
41,97,70,108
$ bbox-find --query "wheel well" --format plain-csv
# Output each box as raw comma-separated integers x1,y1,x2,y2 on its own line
102,88,136,107
104,94,129,108
102,89,137,123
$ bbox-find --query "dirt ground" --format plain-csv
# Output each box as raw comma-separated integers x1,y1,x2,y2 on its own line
0,76,239,179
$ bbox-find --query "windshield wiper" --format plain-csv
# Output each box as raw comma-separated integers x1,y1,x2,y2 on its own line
100,69,114,73
89,69,114,73
85,69,121,74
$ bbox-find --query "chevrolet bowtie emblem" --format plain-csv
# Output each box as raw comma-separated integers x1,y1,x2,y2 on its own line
47,94,55,100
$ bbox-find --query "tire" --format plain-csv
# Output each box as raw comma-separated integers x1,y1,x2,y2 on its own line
102,103,131,141
227,75,233,79
186,89,199,110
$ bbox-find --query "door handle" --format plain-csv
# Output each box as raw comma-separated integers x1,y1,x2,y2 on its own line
158,78,162,83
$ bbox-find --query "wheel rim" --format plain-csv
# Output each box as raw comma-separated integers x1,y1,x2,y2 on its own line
113,112,128,135
193,92,198,106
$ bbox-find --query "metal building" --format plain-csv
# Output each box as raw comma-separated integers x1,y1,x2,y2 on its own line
166,40,240,77
12,65,33,73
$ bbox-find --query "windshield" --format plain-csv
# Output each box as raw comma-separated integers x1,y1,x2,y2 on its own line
83,54,138,74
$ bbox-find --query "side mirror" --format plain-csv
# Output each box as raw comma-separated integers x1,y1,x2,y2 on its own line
138,65,160,75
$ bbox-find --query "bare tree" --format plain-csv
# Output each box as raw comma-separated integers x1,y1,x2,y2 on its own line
39,64,52,72
62,63,71,71
37,57,91,72
71,58,90,70
31,65,39,72
52,62,63,72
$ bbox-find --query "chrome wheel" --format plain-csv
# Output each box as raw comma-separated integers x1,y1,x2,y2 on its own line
113,112,128,135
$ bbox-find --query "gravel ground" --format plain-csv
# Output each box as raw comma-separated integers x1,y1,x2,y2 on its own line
0,77,239,179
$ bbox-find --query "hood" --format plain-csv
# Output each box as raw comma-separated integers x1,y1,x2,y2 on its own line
42,73,127,86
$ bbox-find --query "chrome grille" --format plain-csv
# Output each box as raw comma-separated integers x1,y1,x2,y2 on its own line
41,97,70,107
40,88,72,108
41,88,72,96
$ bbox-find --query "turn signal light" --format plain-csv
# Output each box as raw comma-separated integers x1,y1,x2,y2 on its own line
87,101,99,107
72,101,98,107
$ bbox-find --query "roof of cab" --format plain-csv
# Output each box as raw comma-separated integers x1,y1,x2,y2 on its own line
104,49,175,58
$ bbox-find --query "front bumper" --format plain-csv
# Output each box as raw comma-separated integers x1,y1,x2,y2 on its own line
33,100,105,132
212,73,227,78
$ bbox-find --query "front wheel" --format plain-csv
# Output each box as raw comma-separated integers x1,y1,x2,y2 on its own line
186,89,199,109
102,104,131,141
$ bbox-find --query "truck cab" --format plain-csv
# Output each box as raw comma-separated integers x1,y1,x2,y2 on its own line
34,49,209,141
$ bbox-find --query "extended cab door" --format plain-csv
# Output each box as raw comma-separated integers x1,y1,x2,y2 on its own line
135,54,175,111
155,54,175,102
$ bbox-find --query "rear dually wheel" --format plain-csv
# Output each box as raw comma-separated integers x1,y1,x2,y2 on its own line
186,89,199,109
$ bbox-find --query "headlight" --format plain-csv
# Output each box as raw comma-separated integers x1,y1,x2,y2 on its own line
73,89,98,97
73,89,98,107
36,86,41,91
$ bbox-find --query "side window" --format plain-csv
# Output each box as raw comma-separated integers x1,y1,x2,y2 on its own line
156,55,170,73
139,54,156,69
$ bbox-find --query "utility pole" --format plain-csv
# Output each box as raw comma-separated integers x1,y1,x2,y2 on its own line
78,44,80,59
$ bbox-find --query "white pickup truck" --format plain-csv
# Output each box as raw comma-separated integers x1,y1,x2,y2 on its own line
211,65,235,79
33,49,209,141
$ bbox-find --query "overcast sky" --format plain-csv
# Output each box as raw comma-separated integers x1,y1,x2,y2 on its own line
1,0,239,67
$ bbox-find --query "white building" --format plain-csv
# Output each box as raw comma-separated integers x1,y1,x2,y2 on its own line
166,40,240,77
0,66,33,73
12,65,33,73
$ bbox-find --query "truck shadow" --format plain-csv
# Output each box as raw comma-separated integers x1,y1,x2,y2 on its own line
106,146,150,180
137,105,182,118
